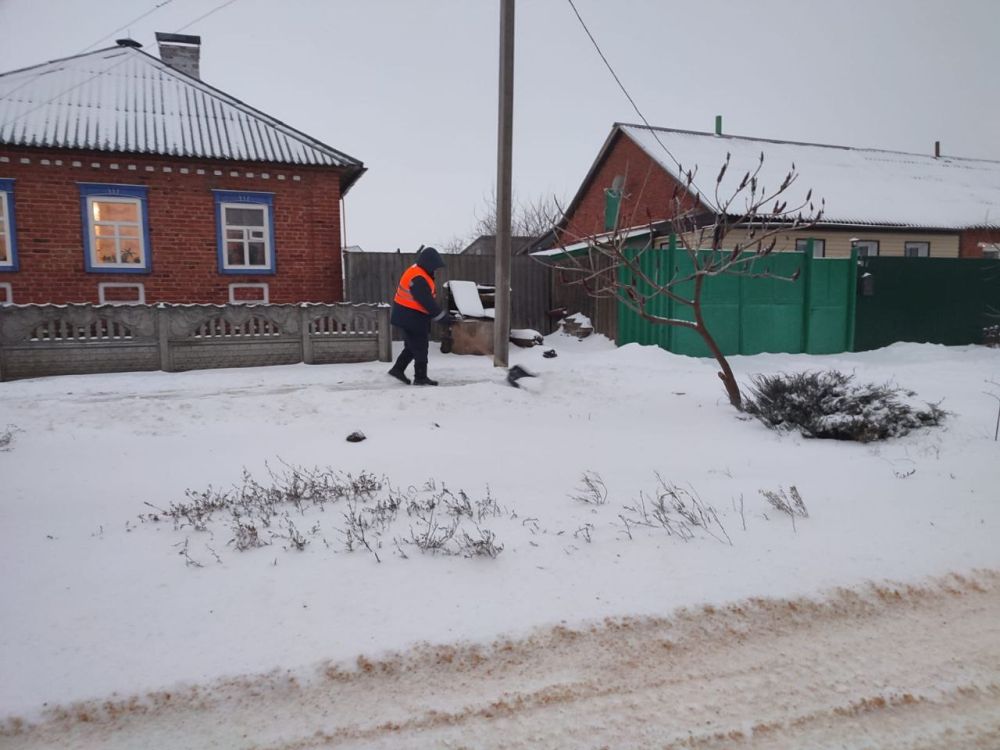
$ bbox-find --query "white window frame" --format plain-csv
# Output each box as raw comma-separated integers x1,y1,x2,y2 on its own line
0,178,18,271
0,282,11,305
79,183,151,274
98,282,146,305
0,190,12,269
87,196,145,268
219,202,273,272
228,282,269,304
904,241,930,258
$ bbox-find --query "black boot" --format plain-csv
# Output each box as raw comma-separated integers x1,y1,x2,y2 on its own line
412,362,438,386
388,351,413,384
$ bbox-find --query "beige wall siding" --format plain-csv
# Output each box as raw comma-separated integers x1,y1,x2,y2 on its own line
668,228,960,258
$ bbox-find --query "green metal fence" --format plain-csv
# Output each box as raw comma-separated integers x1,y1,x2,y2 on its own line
616,236,858,356
854,258,1000,350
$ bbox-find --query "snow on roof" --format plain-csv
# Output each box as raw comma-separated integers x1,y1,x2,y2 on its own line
620,124,1000,230
532,226,653,256
0,45,365,177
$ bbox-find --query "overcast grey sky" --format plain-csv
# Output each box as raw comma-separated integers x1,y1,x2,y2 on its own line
1,0,998,252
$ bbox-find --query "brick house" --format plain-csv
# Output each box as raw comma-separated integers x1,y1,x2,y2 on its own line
0,34,365,306
545,122,1000,260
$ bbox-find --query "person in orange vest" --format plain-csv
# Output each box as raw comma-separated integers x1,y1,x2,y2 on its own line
388,246,455,386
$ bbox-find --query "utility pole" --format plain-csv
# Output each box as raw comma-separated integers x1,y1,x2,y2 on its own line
493,0,515,367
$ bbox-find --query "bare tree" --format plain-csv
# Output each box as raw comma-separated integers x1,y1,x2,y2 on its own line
541,153,824,410
439,235,467,255
472,187,563,239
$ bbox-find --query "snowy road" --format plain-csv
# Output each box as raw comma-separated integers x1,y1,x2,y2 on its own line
4,570,999,749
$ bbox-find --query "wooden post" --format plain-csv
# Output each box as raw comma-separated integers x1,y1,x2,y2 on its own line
493,0,515,367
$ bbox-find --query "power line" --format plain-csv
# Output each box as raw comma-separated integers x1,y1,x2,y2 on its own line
0,0,243,133
79,0,179,54
176,0,241,32
564,0,700,190
0,0,177,104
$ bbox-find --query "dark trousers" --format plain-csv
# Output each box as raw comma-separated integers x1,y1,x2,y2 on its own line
392,325,430,377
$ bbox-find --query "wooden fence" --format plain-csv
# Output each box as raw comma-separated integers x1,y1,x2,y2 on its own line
344,252,554,336
0,303,390,382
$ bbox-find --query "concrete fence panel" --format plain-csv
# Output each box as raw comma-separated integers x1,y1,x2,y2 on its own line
0,303,390,382
0,304,160,381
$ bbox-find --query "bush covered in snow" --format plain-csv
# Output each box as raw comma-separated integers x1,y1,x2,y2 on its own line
744,371,945,442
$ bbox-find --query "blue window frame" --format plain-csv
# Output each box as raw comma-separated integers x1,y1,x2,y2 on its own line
0,178,19,272
79,183,152,273
214,190,276,275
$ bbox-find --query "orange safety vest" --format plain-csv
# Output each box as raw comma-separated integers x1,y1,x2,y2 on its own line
393,264,436,313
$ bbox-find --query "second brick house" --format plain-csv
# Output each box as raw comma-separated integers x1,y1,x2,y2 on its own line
545,122,1000,260
0,33,365,306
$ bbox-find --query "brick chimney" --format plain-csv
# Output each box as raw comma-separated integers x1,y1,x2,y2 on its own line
155,32,201,79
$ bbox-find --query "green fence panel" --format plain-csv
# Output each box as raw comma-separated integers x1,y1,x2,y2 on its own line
739,252,806,355
854,258,1000,350
807,252,856,353
616,234,857,356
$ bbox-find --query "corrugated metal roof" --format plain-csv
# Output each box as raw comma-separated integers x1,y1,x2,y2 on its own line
621,124,1000,230
0,45,364,175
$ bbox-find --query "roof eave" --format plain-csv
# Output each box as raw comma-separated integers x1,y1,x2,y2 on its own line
340,164,367,196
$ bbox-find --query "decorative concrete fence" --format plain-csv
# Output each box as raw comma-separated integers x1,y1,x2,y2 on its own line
0,303,391,382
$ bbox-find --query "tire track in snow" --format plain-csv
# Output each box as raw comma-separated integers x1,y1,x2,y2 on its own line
3,570,999,749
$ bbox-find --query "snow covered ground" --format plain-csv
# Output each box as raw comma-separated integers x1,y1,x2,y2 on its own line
1,334,998,743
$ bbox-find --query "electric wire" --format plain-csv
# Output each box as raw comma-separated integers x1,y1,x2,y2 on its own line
79,0,179,54
175,0,241,33
0,0,243,132
565,0,706,197
0,0,179,105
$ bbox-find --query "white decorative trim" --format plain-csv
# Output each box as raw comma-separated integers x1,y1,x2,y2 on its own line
0,283,12,305
98,282,146,305
228,283,269,304
1,161,314,181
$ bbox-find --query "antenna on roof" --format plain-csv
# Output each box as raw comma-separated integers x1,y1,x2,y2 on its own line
715,115,723,136
934,141,941,158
